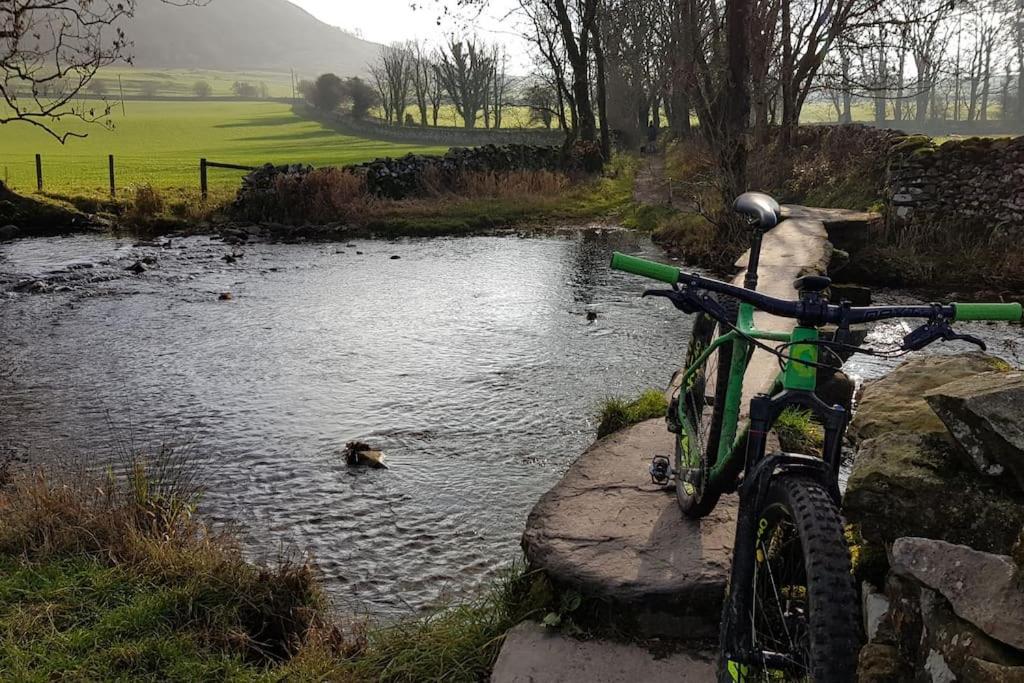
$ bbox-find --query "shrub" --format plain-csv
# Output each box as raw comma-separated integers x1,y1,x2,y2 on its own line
128,184,165,219
193,80,213,98
457,170,569,198
596,389,667,439
270,167,368,224
309,73,345,112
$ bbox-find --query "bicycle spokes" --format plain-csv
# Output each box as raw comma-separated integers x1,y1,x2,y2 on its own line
750,515,811,680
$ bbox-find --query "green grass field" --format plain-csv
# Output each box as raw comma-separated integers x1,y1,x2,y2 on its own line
0,101,447,194
86,68,297,99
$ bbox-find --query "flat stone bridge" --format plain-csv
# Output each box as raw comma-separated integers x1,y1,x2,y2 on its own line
492,206,876,682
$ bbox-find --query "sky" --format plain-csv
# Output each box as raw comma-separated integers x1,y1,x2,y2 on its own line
286,0,532,68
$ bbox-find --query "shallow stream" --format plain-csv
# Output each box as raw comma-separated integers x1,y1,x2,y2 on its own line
0,230,1020,615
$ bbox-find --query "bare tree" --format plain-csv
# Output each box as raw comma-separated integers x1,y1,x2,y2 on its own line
535,0,601,144
374,43,414,125
0,0,206,143
489,45,511,129
429,51,446,126
410,40,435,126
369,63,393,123
436,39,494,128
519,0,576,135
523,78,558,128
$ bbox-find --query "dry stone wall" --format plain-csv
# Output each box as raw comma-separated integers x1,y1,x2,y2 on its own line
887,135,1024,231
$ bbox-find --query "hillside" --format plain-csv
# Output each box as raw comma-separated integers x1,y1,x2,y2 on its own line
124,0,381,76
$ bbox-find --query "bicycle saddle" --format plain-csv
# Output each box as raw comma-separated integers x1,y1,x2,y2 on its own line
733,192,781,231
794,275,832,293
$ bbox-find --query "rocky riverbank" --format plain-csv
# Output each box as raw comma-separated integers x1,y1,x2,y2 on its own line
0,181,100,239
845,353,1024,681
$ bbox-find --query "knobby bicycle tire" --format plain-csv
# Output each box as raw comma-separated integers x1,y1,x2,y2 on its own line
719,476,860,682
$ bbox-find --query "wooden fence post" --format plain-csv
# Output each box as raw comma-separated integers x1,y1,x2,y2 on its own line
200,158,208,200
108,155,116,198
35,154,42,192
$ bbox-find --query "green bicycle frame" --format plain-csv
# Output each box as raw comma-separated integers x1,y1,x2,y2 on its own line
677,302,819,489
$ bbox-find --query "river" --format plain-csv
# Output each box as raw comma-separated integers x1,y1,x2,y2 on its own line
1,229,1020,616
0,229,691,615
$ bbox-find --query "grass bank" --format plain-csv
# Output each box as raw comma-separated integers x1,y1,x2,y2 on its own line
4,148,637,240
596,389,668,439
0,456,550,681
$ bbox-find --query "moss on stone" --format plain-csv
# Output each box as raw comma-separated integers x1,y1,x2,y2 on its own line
844,432,1024,556
892,135,934,154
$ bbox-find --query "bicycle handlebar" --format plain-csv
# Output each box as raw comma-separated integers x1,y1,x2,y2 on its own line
610,252,1023,325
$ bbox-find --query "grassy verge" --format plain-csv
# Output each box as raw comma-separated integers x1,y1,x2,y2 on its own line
0,455,550,681
10,153,638,239
352,160,637,237
596,389,668,439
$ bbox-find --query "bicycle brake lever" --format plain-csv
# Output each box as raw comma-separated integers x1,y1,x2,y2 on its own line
901,321,988,352
642,289,699,314
944,330,987,351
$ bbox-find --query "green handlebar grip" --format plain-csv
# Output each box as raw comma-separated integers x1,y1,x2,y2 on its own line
610,252,680,284
954,302,1023,322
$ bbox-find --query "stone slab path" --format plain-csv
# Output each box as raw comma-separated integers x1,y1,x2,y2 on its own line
732,209,831,409
497,204,844,681
491,622,716,683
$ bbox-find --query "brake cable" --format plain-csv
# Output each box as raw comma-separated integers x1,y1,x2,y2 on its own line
709,304,911,374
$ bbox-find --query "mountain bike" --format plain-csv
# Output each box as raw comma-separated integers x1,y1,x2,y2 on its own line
610,192,1023,682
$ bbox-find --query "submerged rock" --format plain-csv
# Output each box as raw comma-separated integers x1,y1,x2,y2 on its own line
344,441,387,469
218,292,233,301
125,261,148,275
925,371,1024,490
0,224,21,240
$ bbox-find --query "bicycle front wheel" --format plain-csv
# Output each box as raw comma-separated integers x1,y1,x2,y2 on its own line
674,297,737,518
720,476,860,682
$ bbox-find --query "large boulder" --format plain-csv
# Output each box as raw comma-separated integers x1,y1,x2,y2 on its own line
848,353,1012,443
925,370,1024,490
843,432,1024,554
892,538,1024,651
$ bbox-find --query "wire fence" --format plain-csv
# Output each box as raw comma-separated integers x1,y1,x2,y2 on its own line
0,154,255,197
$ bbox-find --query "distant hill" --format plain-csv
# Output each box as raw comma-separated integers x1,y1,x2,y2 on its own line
124,0,382,76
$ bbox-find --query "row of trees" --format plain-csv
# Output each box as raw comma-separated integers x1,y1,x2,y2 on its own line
302,39,560,132
367,40,514,129
817,1,1024,127
83,79,272,100
477,0,1024,202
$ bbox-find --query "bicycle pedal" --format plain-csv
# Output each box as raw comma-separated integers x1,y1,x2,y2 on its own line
649,455,672,485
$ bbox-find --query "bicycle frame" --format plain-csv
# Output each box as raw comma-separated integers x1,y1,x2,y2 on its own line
676,301,849,497
685,302,854,675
